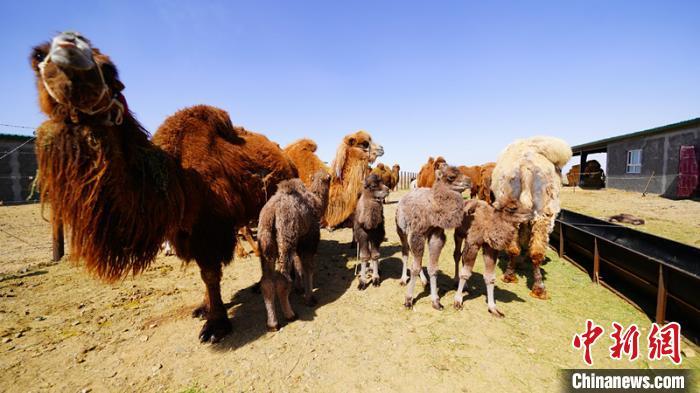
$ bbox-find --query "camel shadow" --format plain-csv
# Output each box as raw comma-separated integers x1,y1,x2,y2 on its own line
497,253,550,290
211,238,357,351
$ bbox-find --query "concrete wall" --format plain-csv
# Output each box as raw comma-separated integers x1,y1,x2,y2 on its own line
0,137,38,204
607,125,700,196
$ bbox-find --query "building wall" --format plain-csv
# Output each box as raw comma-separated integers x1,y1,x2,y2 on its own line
607,126,700,196
0,136,38,204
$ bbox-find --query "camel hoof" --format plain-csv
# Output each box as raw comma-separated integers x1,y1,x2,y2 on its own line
198,318,232,344
191,304,208,320
453,300,463,310
267,324,280,332
404,297,414,309
358,281,369,291
285,313,298,322
501,274,518,284
488,308,505,318
432,300,444,311
529,287,549,300
304,296,318,307
399,278,408,286
372,277,380,287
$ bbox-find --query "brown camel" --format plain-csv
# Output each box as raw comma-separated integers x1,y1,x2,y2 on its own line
396,165,470,310
477,162,496,203
416,156,446,187
283,138,329,187
258,171,331,331
323,131,383,229
458,165,481,199
371,163,400,192
353,174,389,289
390,164,400,191
30,32,297,343
452,199,531,317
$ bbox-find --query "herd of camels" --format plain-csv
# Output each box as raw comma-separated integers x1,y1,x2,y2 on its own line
30,32,572,343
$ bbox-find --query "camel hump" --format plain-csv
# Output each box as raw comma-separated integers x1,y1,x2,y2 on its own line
522,136,572,168
277,178,306,194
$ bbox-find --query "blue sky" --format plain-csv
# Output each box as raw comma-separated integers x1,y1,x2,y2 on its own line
1,0,698,170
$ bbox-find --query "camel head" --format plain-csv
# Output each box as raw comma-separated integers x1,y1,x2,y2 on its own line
331,130,384,180
433,156,447,170
435,164,471,193
363,174,390,203
31,32,126,123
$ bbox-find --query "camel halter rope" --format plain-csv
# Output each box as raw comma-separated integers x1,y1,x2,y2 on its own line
38,52,124,126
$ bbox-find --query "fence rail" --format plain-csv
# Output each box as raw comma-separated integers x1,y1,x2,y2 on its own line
397,171,417,190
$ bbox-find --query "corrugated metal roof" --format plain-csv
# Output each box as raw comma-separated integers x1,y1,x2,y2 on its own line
571,117,700,153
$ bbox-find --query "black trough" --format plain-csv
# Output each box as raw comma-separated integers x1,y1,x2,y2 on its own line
550,209,700,344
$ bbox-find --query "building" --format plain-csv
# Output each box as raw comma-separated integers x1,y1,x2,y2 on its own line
0,134,38,204
571,117,700,198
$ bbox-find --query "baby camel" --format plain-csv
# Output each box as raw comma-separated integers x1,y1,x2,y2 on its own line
258,171,331,331
354,174,390,290
452,199,531,317
396,165,470,310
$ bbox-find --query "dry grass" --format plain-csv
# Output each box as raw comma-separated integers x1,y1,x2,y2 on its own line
0,192,697,392
560,187,700,246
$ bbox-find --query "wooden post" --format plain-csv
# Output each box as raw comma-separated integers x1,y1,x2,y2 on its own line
593,238,600,284
655,265,667,324
642,170,655,197
558,222,564,257
52,219,64,262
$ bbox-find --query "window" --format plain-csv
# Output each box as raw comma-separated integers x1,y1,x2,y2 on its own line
626,149,642,174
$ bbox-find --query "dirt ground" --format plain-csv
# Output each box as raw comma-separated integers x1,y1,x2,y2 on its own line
0,191,698,393
560,187,700,246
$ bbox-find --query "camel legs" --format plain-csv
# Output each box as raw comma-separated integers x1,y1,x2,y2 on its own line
301,253,317,306
195,262,232,343
427,229,446,310
483,245,504,317
396,223,411,285
528,218,550,300
369,240,381,286
404,232,425,309
453,244,478,310
453,231,464,285
260,273,279,331
356,230,371,290
501,224,522,284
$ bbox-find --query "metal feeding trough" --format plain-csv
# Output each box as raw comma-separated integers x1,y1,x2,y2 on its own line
549,209,700,344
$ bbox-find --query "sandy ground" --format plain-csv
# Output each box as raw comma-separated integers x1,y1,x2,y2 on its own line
560,187,700,246
0,191,697,393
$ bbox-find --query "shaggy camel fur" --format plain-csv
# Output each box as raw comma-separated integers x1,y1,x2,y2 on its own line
258,171,331,331
353,174,389,289
491,136,572,299
477,162,496,203
324,131,384,228
31,32,297,343
452,199,531,317
283,138,329,187
396,165,470,310
416,156,446,187
458,165,481,199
